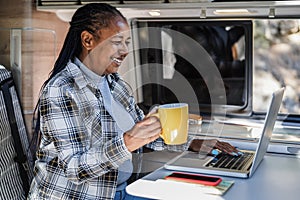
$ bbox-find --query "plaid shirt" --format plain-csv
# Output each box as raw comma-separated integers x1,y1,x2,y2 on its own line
28,60,191,200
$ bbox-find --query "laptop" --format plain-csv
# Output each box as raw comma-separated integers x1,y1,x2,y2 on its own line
164,87,285,178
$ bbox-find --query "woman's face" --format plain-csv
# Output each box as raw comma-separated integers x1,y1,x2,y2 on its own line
82,18,131,75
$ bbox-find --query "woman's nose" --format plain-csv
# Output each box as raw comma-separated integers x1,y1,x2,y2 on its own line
119,42,129,55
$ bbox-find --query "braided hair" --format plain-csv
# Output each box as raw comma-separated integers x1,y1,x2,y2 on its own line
30,3,127,157
52,3,126,81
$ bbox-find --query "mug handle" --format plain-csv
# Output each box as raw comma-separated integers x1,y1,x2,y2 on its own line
146,105,159,117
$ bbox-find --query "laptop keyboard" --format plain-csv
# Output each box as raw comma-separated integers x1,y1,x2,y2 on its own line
206,152,254,170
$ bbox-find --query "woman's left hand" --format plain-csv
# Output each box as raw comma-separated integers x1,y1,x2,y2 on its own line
188,139,242,156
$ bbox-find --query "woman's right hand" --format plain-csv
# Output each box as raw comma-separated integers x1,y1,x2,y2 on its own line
124,116,161,152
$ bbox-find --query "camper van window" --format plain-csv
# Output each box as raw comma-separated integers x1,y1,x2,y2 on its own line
251,19,300,143
131,18,300,144
253,19,300,117
132,19,252,117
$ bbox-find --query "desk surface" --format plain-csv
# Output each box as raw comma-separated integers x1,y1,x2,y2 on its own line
127,153,300,200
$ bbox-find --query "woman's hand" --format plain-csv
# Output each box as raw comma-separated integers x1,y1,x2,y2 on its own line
189,139,242,156
124,116,161,152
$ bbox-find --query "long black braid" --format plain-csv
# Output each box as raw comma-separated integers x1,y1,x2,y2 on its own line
30,3,127,159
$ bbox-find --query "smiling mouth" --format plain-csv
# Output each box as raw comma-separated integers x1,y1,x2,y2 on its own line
111,57,122,65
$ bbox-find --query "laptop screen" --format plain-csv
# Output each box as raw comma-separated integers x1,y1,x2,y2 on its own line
250,88,284,175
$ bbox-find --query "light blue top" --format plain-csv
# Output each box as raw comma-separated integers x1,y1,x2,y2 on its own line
76,58,135,191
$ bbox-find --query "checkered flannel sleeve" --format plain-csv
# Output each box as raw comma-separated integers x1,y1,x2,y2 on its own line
39,84,131,184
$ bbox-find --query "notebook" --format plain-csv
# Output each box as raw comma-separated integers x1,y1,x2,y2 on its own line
164,87,285,178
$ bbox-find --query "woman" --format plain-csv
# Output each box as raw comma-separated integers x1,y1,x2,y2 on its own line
28,3,239,200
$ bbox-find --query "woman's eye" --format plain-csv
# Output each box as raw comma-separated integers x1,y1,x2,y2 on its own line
112,41,122,45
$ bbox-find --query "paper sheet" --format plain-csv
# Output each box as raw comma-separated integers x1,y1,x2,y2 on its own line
126,179,225,200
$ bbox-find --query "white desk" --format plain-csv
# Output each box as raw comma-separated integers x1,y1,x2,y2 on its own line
127,153,300,200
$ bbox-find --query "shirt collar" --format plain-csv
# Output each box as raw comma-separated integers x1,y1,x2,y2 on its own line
74,57,103,88
65,58,121,91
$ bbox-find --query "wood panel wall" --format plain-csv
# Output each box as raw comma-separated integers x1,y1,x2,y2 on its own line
0,0,68,138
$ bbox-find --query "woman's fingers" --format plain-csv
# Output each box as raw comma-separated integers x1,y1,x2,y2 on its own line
140,116,161,128
133,116,161,138
189,139,242,156
213,141,242,156
124,130,160,152
123,116,161,152
214,141,241,155
198,144,214,154
148,133,160,143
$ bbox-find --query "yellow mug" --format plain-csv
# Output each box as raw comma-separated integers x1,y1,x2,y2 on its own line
151,103,189,145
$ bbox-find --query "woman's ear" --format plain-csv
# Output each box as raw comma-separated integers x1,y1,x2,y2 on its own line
81,31,95,51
